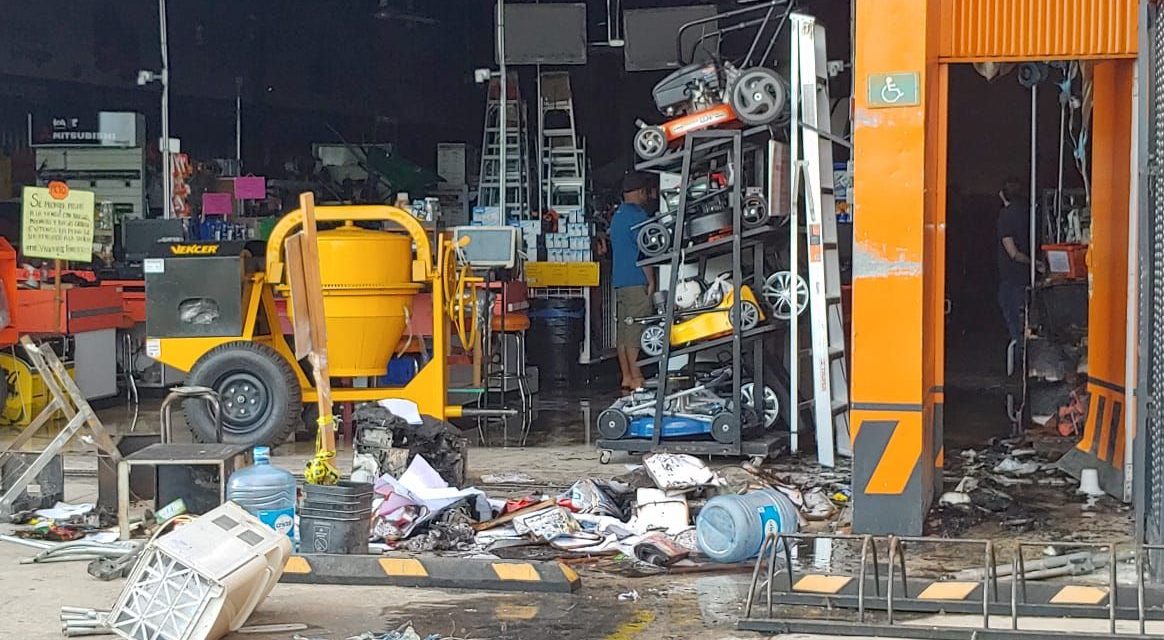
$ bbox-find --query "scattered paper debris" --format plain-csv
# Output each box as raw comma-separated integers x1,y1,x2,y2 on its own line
372,455,490,540
642,453,722,491
34,502,93,520
513,507,580,542
633,488,690,534
953,477,979,493
939,492,972,507
992,458,1041,476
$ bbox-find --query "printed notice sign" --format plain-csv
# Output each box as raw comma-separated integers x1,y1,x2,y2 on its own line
22,183,95,262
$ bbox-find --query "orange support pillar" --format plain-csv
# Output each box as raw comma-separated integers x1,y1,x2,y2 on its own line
851,0,943,535
1057,61,1134,499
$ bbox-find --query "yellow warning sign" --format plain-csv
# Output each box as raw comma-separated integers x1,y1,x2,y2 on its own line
21,185,95,262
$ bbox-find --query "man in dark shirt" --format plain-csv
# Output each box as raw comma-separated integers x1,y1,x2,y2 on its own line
996,179,1033,344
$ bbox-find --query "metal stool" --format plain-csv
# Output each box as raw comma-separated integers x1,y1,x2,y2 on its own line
117,387,250,539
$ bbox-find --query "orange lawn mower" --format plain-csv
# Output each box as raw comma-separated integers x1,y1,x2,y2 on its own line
633,0,794,160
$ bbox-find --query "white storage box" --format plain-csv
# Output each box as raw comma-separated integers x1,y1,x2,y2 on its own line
110,502,292,640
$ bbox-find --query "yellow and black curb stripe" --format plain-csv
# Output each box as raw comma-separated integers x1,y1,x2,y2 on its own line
280,554,581,593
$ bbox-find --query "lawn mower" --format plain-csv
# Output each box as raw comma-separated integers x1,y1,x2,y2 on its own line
635,175,771,257
633,1,794,160
637,274,765,358
596,365,777,445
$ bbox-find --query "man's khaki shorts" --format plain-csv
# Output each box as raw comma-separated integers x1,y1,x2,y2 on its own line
616,285,653,349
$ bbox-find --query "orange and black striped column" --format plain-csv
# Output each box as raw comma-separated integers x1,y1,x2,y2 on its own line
1056,61,1134,499
850,0,943,535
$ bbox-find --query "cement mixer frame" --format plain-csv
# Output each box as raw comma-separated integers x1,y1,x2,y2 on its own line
147,205,473,447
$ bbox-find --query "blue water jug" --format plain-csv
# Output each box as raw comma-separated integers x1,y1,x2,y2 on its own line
696,488,799,563
227,446,297,539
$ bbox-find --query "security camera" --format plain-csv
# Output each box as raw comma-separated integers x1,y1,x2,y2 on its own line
474,68,493,84
137,70,157,86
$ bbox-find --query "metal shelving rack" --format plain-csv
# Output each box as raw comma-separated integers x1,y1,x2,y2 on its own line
595,128,785,461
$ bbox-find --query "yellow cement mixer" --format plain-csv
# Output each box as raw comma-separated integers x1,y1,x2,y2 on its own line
144,205,479,446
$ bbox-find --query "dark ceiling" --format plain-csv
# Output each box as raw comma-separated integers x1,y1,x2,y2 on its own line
0,0,852,176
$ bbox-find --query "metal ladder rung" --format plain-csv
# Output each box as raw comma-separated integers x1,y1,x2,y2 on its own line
797,399,847,414
800,346,845,359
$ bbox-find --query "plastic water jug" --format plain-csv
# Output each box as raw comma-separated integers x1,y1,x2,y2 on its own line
226,446,297,539
696,488,799,563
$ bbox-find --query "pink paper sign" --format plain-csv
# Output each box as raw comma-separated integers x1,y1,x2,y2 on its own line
234,176,267,200
202,192,233,215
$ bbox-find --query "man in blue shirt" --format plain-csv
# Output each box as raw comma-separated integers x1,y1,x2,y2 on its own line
610,172,657,391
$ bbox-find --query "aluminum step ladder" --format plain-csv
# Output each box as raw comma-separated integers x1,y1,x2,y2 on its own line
478,73,531,219
537,71,586,212
0,337,121,516
788,12,850,467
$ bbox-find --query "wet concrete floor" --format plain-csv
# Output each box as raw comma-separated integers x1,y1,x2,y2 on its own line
0,352,1139,639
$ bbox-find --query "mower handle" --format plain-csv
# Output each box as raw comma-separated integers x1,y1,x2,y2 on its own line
675,0,790,65
265,204,435,286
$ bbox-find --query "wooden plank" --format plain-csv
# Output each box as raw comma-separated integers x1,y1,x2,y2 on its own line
295,192,335,454
283,233,313,359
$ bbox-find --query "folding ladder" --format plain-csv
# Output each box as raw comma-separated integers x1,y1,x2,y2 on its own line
478,74,531,219
537,71,586,213
788,13,851,466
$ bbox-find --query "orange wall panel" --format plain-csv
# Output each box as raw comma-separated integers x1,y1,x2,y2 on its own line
939,0,1137,61
851,0,934,406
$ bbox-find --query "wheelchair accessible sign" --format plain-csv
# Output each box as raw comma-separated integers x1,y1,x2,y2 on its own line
867,72,920,108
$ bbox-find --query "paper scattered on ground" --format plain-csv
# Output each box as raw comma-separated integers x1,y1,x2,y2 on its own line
34,502,93,520
643,453,721,491
373,455,489,538
992,457,1041,476
376,398,423,425
632,488,690,534
939,492,972,506
953,477,979,493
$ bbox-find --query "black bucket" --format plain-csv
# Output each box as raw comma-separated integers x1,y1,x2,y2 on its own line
302,481,373,513
527,298,585,385
299,506,372,554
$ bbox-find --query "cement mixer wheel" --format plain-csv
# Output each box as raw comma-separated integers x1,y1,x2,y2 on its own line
185,341,301,447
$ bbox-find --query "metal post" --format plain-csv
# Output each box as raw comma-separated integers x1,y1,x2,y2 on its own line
159,0,171,219
536,67,546,211
1029,84,1038,292
235,77,243,170
788,26,801,449
497,0,508,220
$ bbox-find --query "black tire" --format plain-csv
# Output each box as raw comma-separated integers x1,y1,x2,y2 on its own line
711,411,739,444
730,300,761,331
634,126,668,160
184,341,301,447
760,364,798,432
730,67,789,126
637,222,671,257
597,409,629,440
742,194,770,228
640,324,667,357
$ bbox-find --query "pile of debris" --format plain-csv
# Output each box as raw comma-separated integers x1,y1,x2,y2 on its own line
930,437,1106,536
364,448,851,569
